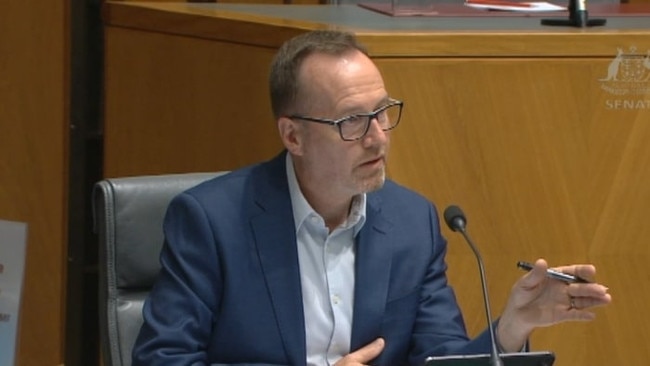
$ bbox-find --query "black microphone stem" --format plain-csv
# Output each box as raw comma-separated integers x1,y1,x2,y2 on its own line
458,227,504,366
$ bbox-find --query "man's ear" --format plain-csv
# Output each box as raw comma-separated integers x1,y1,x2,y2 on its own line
278,117,303,156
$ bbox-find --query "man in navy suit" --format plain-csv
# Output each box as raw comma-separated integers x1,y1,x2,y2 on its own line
132,30,611,366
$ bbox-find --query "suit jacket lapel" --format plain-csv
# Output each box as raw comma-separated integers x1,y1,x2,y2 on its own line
350,193,394,351
249,153,307,365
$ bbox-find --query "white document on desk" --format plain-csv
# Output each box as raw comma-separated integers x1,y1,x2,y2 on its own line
0,219,28,366
465,0,566,12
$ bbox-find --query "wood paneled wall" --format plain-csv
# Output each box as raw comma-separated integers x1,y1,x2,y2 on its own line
0,1,67,365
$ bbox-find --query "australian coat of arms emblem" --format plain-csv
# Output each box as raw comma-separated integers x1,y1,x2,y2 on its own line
599,47,650,96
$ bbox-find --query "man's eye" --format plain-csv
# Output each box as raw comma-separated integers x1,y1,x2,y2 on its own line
344,116,365,125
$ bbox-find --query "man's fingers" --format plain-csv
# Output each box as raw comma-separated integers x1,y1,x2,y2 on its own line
557,264,597,282
518,259,549,288
346,338,385,364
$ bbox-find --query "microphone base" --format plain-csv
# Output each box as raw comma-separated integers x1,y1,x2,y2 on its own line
424,351,556,366
541,10,606,28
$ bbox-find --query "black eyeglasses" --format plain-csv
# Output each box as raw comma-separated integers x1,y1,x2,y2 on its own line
286,99,403,141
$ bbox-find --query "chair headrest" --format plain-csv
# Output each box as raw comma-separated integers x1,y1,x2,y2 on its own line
94,172,225,289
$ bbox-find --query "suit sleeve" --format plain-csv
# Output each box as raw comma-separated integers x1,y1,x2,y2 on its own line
132,192,223,365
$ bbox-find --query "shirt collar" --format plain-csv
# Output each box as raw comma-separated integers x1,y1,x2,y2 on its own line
285,153,366,235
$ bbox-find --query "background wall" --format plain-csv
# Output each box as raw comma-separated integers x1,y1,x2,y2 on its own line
0,1,68,365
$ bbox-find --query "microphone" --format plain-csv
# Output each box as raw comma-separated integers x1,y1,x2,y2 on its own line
443,205,504,366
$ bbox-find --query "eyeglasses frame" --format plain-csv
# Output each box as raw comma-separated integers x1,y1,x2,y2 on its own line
285,99,404,141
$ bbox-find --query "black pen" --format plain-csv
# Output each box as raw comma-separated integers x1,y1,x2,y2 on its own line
517,261,590,283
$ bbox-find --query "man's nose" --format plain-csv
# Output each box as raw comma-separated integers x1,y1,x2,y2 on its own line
362,117,388,144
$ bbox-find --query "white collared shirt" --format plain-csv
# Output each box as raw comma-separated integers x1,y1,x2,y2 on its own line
286,154,367,366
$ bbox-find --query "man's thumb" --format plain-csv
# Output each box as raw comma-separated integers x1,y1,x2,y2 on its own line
354,338,385,363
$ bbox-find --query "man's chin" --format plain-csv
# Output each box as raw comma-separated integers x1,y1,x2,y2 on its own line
360,172,386,193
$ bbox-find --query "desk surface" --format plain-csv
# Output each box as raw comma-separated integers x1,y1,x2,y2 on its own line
193,3,650,28
105,2,650,30
104,2,650,56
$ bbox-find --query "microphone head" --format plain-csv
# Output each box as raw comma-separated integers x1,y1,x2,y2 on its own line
443,205,467,232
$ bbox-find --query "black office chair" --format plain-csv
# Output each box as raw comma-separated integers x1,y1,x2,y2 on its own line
93,172,227,366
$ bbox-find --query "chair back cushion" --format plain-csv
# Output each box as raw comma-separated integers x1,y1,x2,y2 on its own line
93,172,226,366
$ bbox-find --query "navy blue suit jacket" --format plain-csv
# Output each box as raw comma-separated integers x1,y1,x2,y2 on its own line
132,152,494,365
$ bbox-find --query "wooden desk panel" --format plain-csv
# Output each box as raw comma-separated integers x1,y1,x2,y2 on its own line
378,57,650,364
104,27,284,174
104,2,650,365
